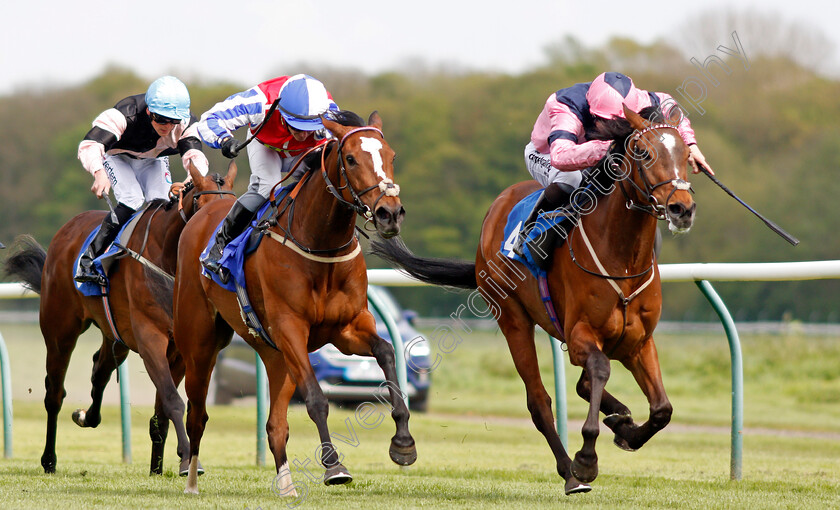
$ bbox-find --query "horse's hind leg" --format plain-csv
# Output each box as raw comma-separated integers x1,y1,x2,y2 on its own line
498,313,590,495
609,336,672,451
72,337,128,429
41,316,86,473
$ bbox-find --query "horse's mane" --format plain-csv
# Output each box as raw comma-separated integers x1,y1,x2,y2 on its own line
326,110,366,128
302,110,368,169
586,106,662,143
577,106,663,196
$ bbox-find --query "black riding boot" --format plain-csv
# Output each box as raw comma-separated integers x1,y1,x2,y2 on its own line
201,200,255,283
75,208,130,285
512,183,574,270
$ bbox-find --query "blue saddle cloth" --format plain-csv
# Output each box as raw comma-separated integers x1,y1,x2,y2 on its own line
201,186,292,292
74,214,141,297
501,189,573,279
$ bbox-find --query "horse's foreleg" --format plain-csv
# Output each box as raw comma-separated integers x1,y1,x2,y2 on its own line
149,346,186,475
612,336,672,451
135,330,195,477
148,400,169,475
499,316,589,495
569,338,611,484
261,350,300,498
575,368,637,451
334,313,415,466
278,317,352,485
363,334,416,466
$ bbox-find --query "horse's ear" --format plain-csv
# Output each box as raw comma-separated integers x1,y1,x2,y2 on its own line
623,104,647,131
321,115,349,139
224,160,237,189
187,160,204,184
367,111,382,130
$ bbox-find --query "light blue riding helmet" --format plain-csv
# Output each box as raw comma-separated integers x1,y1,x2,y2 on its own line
145,76,191,121
277,74,338,131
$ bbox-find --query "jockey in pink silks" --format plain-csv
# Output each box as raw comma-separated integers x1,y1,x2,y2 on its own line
513,71,714,265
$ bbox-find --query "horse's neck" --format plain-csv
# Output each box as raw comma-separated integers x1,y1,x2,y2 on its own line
287,165,357,250
149,202,187,271
580,189,658,271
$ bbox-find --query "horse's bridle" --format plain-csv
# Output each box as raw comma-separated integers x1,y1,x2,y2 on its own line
618,124,693,219
266,126,401,256
177,176,236,223
321,126,401,226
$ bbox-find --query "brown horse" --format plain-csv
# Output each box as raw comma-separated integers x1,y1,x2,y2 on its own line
2,164,236,475
172,110,413,494
371,105,696,494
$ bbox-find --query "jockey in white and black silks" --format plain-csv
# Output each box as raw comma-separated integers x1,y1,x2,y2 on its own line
74,76,209,284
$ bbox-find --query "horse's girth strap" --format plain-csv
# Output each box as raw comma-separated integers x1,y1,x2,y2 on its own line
577,219,655,304
265,231,361,263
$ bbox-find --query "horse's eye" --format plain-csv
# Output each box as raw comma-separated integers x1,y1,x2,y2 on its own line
345,155,356,166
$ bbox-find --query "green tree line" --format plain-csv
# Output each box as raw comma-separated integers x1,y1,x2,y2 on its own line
1,37,838,321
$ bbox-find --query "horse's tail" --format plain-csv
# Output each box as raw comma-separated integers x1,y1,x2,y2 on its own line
3,235,46,294
369,237,478,290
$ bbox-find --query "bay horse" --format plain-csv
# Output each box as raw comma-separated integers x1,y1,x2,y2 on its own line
371,105,696,494
2,163,236,475
172,110,414,494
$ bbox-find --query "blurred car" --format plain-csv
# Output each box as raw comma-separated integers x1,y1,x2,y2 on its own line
212,285,432,411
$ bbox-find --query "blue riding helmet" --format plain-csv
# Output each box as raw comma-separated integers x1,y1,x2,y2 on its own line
277,74,338,131
146,76,191,122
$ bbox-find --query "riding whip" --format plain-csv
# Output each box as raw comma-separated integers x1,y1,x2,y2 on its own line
698,165,799,246
103,193,119,223
237,98,281,153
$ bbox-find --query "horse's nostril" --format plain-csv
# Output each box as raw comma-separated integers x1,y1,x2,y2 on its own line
375,208,391,222
668,203,685,217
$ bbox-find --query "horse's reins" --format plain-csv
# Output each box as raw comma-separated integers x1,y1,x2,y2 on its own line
117,177,234,282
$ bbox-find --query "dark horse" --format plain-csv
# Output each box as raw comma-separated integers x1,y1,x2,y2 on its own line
172,111,414,494
372,105,696,494
2,164,236,475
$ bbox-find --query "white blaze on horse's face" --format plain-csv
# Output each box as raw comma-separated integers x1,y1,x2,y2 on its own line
360,137,386,179
658,132,681,180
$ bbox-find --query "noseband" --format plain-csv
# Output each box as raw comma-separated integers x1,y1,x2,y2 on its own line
178,177,236,222
320,126,401,227
619,124,693,219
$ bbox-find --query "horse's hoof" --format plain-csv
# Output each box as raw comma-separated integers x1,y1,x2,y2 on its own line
179,458,205,477
613,435,637,452
389,443,417,466
184,486,199,495
323,464,353,485
603,413,632,430
570,456,598,484
564,477,592,495
72,409,86,427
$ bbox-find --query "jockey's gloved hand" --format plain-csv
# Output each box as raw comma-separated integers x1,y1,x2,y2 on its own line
220,137,243,159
